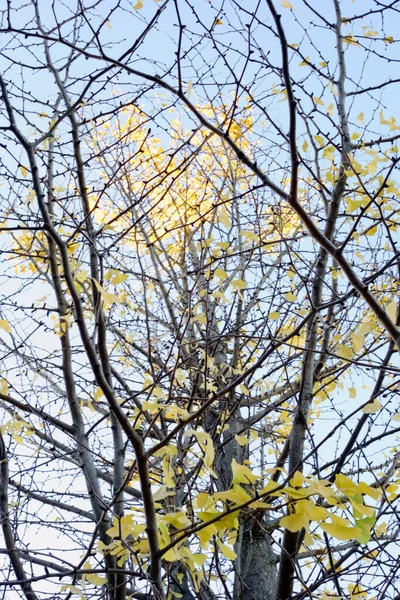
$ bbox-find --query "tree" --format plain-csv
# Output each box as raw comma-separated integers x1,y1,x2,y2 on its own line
0,0,400,598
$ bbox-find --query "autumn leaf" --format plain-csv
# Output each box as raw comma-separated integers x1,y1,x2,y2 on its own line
216,539,237,560
280,511,309,532
93,279,123,307
231,459,258,485
285,292,297,302
361,399,381,414
320,522,361,541
231,278,247,291
104,269,128,285
268,311,280,320
0,319,11,333
86,573,107,586
219,205,231,228
336,344,353,360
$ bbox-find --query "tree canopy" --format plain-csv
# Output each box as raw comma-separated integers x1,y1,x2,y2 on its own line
0,1,400,599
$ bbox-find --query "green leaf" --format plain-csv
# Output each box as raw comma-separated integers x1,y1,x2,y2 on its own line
354,514,376,544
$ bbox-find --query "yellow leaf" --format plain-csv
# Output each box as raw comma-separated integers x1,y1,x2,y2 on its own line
320,522,361,540
231,279,247,291
93,387,104,401
231,459,258,485
299,56,310,67
20,166,28,177
319,61,327,67
361,399,381,414
306,503,328,521
0,378,8,395
192,313,207,324
190,431,217,477
215,486,252,505
163,548,177,562
302,140,308,152
346,198,365,212
0,319,11,333
335,474,359,496
240,230,259,241
105,20,112,28
365,225,377,236
380,110,400,131
359,482,380,501
349,499,375,517
313,96,324,106
314,135,325,147
343,35,360,47
280,511,309,532
326,172,334,184
93,279,123,308
234,434,249,446
285,292,297,302
290,471,305,487
191,553,207,566
219,205,231,228
391,413,400,422
132,0,143,8
281,0,294,8
216,539,237,560
322,146,335,159
104,269,128,285
327,103,334,116
336,344,352,360
268,311,280,320
213,18,223,26
357,112,365,124
386,300,397,321
363,28,378,38
86,573,107,586
153,445,177,458
186,80,193,97
214,268,228,280
349,387,357,399
196,493,213,510
215,241,230,250
162,457,176,488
